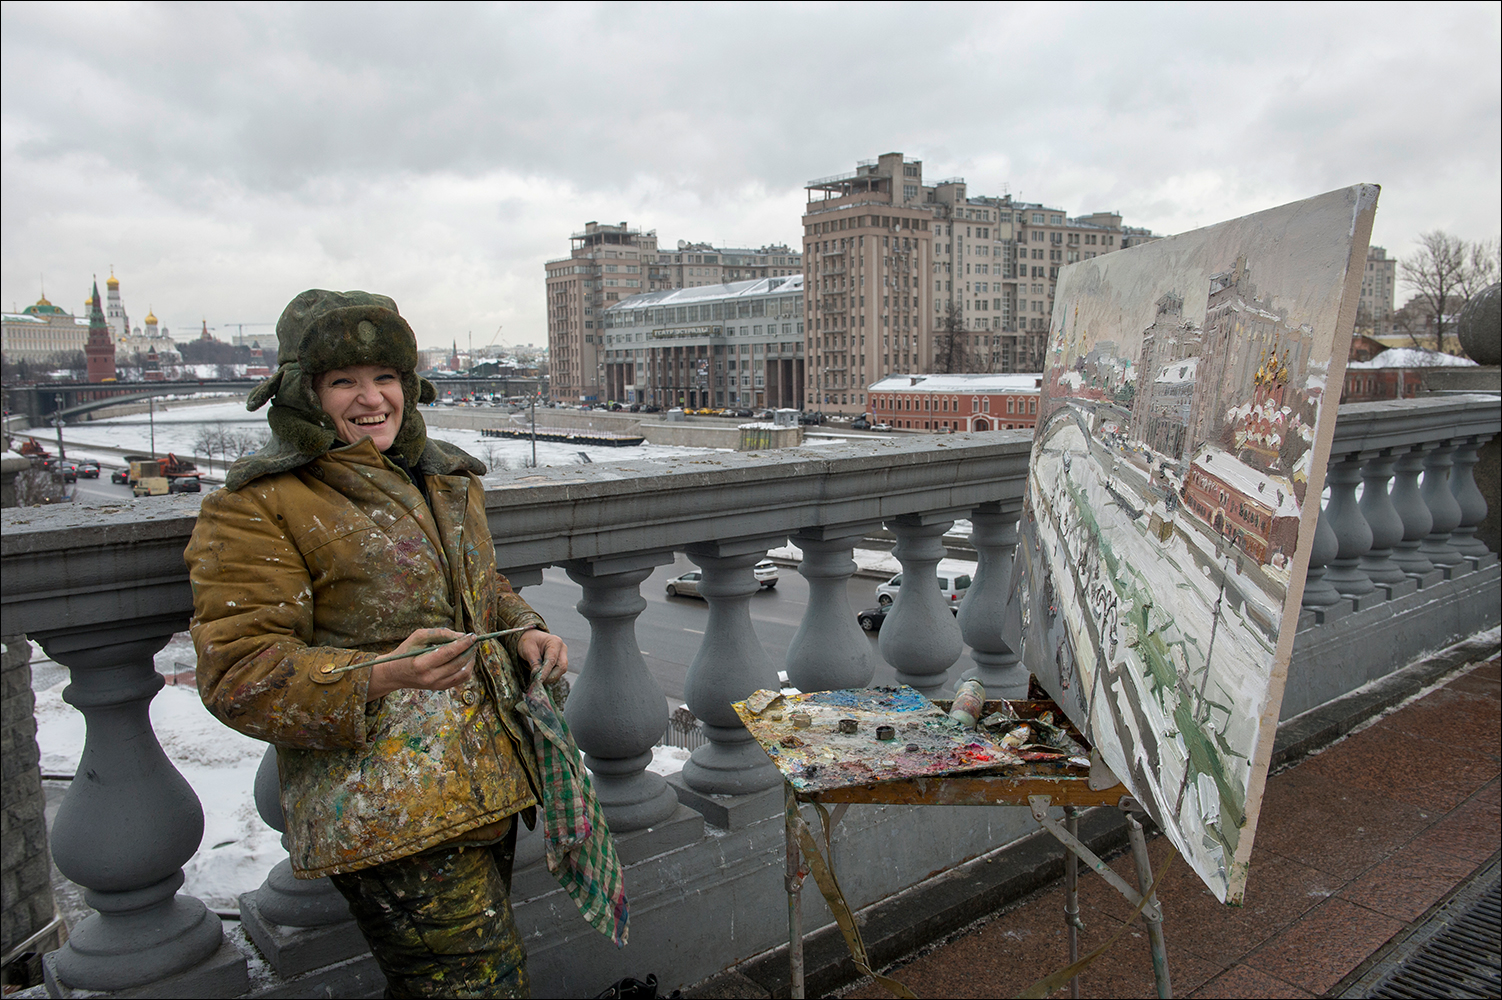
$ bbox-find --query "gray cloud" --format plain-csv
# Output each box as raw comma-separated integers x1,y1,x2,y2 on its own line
4,3,1498,347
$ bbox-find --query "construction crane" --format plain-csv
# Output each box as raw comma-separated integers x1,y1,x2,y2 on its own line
222,322,275,346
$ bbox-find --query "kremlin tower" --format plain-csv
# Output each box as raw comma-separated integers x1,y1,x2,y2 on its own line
85,281,117,383
104,268,129,341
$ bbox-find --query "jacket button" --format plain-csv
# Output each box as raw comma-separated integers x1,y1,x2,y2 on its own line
461,690,477,705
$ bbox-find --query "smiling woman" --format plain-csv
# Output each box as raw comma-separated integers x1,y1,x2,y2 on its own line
314,364,404,452
182,289,604,998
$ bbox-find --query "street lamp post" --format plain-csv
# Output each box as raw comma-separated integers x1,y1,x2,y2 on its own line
52,394,66,461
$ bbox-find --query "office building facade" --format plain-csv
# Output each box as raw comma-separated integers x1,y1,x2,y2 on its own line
547,222,801,402
599,276,805,410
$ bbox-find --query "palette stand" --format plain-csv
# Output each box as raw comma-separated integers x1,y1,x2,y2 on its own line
774,708,1173,999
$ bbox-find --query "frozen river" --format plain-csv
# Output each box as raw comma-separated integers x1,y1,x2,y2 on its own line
26,397,725,478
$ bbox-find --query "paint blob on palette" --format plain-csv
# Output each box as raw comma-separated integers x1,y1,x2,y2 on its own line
733,685,1021,793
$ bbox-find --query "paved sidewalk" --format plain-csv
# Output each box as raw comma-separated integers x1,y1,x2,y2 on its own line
833,655,1501,999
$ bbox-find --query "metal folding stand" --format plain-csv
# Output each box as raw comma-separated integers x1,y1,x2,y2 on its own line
775,704,1174,1000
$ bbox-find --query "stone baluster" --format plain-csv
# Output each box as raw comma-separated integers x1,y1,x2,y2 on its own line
38,622,246,995
958,501,1029,698
239,747,366,978
1449,435,1494,563
1389,444,1436,579
564,553,680,831
1322,452,1376,599
1419,441,1464,569
878,513,965,698
1301,503,1342,609
1356,449,1411,595
678,537,784,798
785,526,876,692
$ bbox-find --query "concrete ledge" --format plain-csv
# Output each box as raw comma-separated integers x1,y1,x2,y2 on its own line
1274,627,1501,770
236,894,368,980
43,936,248,999
1282,563,1500,719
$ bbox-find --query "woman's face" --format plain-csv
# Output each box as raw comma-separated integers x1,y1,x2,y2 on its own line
315,365,404,451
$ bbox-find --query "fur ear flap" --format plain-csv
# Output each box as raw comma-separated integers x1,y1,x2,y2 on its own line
418,376,438,404
247,367,286,411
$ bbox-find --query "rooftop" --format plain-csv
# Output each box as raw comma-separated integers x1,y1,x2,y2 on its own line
869,372,1044,393
606,275,804,312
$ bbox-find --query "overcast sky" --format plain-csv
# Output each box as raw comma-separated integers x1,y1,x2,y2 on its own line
3,3,1498,352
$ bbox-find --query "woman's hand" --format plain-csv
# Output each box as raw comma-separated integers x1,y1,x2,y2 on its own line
366,628,477,702
517,629,568,684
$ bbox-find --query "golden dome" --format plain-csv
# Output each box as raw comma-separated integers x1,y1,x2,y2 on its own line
106,268,119,288
35,294,52,307
145,307,158,325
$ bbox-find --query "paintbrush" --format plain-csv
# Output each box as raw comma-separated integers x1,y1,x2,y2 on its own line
321,626,533,675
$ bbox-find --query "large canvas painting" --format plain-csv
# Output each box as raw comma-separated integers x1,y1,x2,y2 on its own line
1015,186,1378,903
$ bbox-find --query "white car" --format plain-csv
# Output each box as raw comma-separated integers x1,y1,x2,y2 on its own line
754,559,779,589
665,571,703,598
874,568,971,612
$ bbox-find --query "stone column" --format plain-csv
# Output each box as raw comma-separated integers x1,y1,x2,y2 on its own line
238,747,366,978
38,621,246,996
1301,505,1342,608
1449,435,1494,562
679,537,784,797
1322,452,1376,599
1389,444,1436,579
785,526,876,692
564,552,680,831
1,635,61,990
1419,441,1464,568
878,514,964,698
958,501,1028,698
1356,449,1411,593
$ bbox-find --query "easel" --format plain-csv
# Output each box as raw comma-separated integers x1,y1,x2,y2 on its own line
763,700,1175,999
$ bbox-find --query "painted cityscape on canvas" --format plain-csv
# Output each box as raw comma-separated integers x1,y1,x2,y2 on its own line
1015,186,1379,903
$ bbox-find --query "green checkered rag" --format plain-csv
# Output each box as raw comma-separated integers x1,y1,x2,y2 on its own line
519,677,629,947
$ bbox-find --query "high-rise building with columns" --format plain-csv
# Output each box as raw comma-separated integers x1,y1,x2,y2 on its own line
803,152,1157,415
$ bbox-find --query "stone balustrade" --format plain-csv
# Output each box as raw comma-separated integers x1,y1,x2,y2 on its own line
2,396,1498,997
1300,395,1499,617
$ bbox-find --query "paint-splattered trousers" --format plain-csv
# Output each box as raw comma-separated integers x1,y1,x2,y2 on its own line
330,820,528,999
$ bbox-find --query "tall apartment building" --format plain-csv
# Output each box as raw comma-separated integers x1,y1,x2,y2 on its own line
1360,246,1397,339
547,222,801,402
546,221,658,403
803,152,1157,415
648,243,802,291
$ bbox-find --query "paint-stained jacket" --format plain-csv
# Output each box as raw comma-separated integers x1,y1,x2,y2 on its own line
186,437,543,878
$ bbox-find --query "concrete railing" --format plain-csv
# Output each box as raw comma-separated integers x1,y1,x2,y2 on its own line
2,397,1498,997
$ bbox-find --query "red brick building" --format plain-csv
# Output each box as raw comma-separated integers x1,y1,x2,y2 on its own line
868,373,1041,431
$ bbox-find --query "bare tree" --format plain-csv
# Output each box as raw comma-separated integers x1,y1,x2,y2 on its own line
933,301,971,374
226,428,269,461
1399,231,1499,352
12,467,64,506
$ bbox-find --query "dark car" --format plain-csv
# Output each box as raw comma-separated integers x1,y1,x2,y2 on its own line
110,468,130,484
58,461,78,483
856,604,891,632
76,460,100,479
168,477,202,493
851,417,870,430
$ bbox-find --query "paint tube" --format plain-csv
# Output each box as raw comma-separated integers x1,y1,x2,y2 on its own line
948,678,986,729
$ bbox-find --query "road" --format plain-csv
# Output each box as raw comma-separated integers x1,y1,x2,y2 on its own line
517,554,977,703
